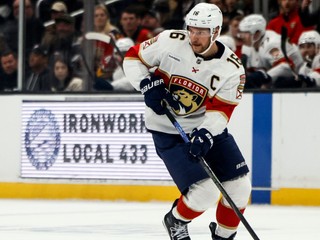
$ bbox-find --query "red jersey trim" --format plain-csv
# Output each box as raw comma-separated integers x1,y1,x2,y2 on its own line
205,96,237,120
273,57,295,69
314,68,320,74
125,45,140,58
125,44,153,68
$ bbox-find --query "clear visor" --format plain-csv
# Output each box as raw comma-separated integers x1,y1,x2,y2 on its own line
187,26,211,38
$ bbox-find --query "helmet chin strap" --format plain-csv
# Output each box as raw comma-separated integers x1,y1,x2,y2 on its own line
251,32,264,48
198,27,221,56
199,33,219,56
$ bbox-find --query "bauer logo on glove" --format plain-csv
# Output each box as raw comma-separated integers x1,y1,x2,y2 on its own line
140,78,165,94
140,75,179,115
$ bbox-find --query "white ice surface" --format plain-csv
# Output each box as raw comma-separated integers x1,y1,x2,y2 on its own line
0,199,319,240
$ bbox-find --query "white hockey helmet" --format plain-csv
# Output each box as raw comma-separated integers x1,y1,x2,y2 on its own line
298,30,320,47
115,37,135,53
185,3,223,37
239,14,266,36
185,3,223,55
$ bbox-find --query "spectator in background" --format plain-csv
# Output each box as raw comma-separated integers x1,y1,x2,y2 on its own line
119,5,154,44
141,9,165,36
36,0,57,23
25,44,51,91
299,0,320,33
268,0,280,19
45,14,84,79
224,0,244,20
267,0,314,45
50,1,68,20
93,4,122,86
242,0,254,16
162,0,201,30
0,1,13,31
41,1,68,52
0,50,18,91
36,0,82,28
150,0,172,30
94,4,122,39
50,56,83,91
61,0,83,33
2,0,44,57
226,15,244,57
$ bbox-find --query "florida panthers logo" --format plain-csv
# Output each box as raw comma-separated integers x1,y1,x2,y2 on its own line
169,75,207,115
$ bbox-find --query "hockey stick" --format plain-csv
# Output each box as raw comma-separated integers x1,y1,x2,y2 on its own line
85,32,111,44
280,26,298,79
85,32,125,61
163,107,260,240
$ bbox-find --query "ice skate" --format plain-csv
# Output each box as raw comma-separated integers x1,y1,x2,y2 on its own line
209,222,236,240
163,210,191,240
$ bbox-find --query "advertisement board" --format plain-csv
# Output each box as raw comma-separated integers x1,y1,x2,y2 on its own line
21,101,171,180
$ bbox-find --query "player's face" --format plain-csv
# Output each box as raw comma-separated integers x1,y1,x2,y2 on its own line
238,31,252,46
299,43,317,61
188,27,212,54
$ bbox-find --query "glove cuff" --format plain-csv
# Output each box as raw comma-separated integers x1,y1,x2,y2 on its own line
140,76,165,94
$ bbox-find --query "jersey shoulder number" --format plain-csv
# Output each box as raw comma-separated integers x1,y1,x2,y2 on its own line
226,53,242,69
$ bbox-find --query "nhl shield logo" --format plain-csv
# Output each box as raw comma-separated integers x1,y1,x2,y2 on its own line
169,75,207,115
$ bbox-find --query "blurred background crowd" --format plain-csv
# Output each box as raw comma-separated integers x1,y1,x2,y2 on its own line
0,0,319,92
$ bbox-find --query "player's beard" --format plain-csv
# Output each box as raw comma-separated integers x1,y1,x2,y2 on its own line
191,42,210,54
191,43,208,54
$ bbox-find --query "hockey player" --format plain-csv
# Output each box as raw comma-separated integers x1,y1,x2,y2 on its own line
111,37,136,91
298,30,320,75
238,14,304,88
123,3,251,240
310,55,320,86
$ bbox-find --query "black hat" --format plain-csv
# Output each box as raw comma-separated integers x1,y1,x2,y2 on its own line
145,10,157,18
31,45,48,56
55,14,74,24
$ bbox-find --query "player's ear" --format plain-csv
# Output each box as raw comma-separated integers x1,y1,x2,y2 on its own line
212,26,220,40
253,30,262,41
213,26,220,34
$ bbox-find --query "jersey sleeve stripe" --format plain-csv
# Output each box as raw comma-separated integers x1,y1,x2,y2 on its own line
206,96,237,120
125,44,153,68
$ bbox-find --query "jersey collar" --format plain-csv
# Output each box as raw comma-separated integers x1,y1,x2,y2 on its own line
194,40,225,61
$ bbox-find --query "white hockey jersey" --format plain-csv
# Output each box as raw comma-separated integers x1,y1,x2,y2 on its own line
123,30,246,136
309,55,320,86
242,30,304,80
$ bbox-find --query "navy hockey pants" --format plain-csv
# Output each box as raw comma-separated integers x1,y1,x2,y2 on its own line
152,128,249,194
